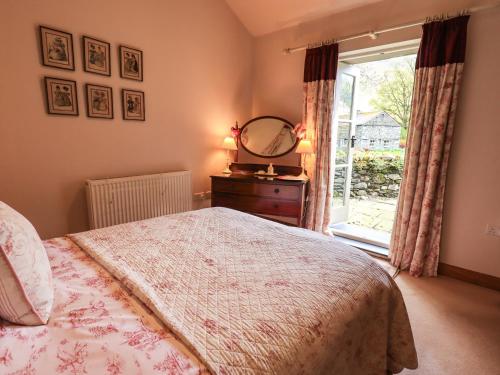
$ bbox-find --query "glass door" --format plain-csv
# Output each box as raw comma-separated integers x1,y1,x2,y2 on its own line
331,63,359,224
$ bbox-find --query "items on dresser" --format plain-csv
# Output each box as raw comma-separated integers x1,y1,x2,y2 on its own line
211,163,308,227
267,163,275,175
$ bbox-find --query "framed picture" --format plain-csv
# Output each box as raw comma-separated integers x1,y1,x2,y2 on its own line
85,84,113,119
119,46,143,81
44,77,78,116
82,36,111,76
39,26,75,70
122,89,145,121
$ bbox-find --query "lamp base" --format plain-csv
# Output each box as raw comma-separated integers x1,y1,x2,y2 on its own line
297,171,309,180
222,156,232,174
297,166,309,180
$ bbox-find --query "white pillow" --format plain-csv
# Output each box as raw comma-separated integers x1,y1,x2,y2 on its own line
0,202,54,325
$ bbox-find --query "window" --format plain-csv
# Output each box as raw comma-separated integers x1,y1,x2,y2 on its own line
383,140,390,148
369,139,375,147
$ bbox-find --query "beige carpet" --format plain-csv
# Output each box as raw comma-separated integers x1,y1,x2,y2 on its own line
376,259,500,374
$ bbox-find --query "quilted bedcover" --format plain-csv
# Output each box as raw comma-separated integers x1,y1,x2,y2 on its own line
69,207,418,374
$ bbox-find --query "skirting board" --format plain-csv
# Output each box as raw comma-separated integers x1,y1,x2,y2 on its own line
366,251,500,291
438,263,500,292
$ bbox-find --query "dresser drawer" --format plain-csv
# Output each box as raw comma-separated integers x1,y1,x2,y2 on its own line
212,194,300,217
212,179,300,200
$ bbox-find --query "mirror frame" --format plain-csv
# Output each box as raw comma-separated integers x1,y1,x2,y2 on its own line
238,116,299,159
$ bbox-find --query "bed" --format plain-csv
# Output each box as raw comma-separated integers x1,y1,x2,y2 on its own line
0,207,417,374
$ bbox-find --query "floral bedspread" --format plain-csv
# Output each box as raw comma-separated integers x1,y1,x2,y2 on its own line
0,237,207,375
69,207,418,374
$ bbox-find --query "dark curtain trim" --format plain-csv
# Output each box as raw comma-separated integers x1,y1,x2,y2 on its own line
416,15,470,68
303,43,339,83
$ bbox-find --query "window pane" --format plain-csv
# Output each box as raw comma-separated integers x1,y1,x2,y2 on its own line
338,74,355,120
333,166,348,207
335,122,350,164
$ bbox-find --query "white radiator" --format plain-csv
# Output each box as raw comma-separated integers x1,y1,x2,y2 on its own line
86,171,192,229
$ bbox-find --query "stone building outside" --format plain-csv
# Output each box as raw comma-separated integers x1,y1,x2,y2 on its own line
355,111,401,150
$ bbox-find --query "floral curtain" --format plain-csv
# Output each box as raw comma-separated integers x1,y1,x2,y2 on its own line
390,16,470,276
302,44,339,232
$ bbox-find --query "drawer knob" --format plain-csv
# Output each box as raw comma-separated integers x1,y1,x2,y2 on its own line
273,204,279,209
274,188,280,194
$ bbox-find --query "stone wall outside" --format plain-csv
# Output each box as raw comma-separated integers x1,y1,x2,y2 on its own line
350,154,404,198
355,124,401,150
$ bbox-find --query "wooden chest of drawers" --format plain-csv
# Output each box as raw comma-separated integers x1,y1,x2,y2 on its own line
210,173,308,227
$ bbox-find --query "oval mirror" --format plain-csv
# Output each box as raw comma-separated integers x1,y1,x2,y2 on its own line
239,116,298,158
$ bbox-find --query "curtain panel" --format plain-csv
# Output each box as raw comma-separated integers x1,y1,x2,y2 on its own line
302,44,339,232
390,16,470,276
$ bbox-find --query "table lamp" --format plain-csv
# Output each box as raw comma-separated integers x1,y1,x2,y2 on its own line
222,136,237,174
295,139,313,180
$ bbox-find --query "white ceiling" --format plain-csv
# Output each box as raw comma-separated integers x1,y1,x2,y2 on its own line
225,0,384,36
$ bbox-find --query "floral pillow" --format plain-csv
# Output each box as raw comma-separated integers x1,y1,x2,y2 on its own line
0,201,54,325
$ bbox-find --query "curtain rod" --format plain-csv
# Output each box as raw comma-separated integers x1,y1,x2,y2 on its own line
338,45,419,62
282,2,500,55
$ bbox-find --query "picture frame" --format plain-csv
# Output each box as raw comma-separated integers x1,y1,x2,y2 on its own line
44,77,79,116
119,45,143,81
122,89,145,121
39,26,75,71
82,36,111,76
85,84,113,119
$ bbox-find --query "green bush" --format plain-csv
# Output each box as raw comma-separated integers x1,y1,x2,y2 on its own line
352,150,404,175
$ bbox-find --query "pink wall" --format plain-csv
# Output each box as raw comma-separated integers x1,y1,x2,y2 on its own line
0,0,253,238
251,0,500,277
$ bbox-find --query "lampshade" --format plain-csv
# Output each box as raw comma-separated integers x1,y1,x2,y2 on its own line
295,139,313,154
222,136,237,150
